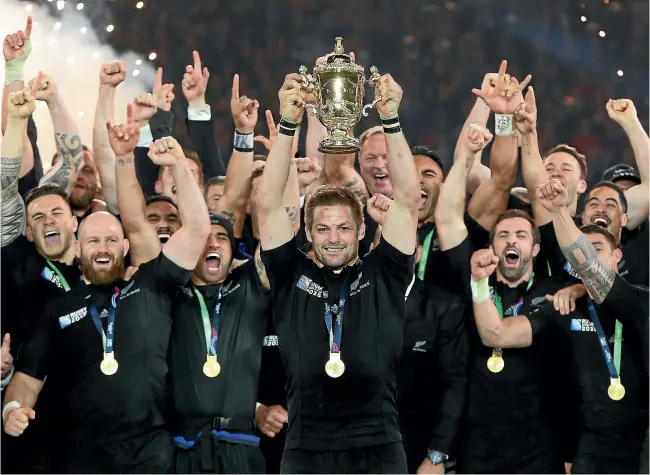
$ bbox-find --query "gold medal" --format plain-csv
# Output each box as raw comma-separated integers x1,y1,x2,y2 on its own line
100,352,119,376
203,354,221,378
487,350,504,373
325,352,345,378
607,378,625,401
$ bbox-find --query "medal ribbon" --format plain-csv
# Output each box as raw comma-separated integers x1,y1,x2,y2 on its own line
88,287,120,353
324,276,352,354
194,286,223,356
416,227,435,280
491,274,534,351
586,299,623,379
46,260,71,292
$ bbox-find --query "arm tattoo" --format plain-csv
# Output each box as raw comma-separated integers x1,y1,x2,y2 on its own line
254,246,270,290
40,133,84,193
285,206,300,228
219,210,236,227
1,155,26,246
560,233,615,304
343,177,367,205
117,157,133,167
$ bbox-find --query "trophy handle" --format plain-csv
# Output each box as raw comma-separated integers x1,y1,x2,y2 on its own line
298,65,317,116
362,66,382,117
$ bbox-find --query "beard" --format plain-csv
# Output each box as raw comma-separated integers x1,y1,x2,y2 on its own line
497,255,532,283
313,242,357,270
70,186,96,211
82,252,125,285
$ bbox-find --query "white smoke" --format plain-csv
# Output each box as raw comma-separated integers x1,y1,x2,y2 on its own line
0,0,156,169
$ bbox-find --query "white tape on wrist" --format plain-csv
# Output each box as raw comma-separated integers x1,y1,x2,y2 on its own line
2,401,20,423
255,402,262,411
470,278,490,303
495,114,513,136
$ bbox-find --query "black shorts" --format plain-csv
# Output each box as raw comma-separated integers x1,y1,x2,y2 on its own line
174,438,265,474
281,442,407,474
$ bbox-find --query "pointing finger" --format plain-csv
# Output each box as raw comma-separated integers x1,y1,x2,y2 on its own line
265,110,277,136
154,67,163,89
2,333,10,350
192,50,202,72
25,16,33,38
126,103,134,123
232,74,240,100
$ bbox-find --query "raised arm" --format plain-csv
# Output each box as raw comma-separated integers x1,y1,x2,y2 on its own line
31,75,84,193
1,88,35,246
436,125,492,251
605,99,649,229
257,74,309,250
93,61,127,215
469,248,534,348
216,74,258,236
374,74,419,254
109,104,161,266
536,179,616,304
149,137,210,269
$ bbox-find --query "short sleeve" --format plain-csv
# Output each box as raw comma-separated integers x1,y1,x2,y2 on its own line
139,251,192,292
371,236,414,288
261,236,304,292
14,312,57,380
442,236,474,299
526,300,560,338
601,275,649,329
465,213,490,251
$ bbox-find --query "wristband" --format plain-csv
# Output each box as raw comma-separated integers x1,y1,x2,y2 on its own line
381,115,402,134
1,365,15,389
278,118,297,137
4,41,31,85
255,402,262,411
136,124,153,148
494,114,513,136
2,401,20,423
470,277,490,303
233,131,253,153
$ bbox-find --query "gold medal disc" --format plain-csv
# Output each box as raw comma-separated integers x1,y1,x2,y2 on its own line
607,379,626,401
100,353,119,376
203,355,221,378
325,352,345,378
487,354,505,373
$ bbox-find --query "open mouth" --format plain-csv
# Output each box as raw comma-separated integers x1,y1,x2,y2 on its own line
158,233,171,244
44,230,60,245
504,248,520,266
205,251,221,274
419,189,428,208
374,173,388,182
94,256,112,266
324,247,344,255
592,215,610,228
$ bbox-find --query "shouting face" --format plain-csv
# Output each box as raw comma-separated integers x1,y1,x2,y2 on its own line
414,154,443,223
359,133,392,198
581,186,627,244
145,200,181,246
307,205,365,271
193,224,233,285
491,217,539,283
27,193,78,260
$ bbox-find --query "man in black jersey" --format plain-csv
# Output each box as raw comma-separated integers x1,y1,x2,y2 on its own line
169,213,271,474
3,119,210,472
258,71,419,473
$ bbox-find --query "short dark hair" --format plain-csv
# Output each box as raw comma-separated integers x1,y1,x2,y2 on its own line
157,150,204,184
411,145,445,176
24,184,70,212
545,144,588,180
588,181,628,213
206,175,226,188
305,185,364,232
580,224,618,250
489,209,541,246
145,195,178,210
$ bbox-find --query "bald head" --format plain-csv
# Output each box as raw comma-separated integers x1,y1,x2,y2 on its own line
76,212,129,285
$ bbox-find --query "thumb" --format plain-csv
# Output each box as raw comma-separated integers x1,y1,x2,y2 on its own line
105,120,113,132
126,103,134,123
526,86,536,107
23,407,35,420
545,294,554,302
2,333,10,350
203,67,210,82
471,88,487,101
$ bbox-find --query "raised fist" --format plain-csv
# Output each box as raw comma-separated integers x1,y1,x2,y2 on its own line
182,50,210,104
8,88,36,119
230,74,259,134
3,406,36,437
294,156,322,189
131,92,157,125
464,124,493,154
536,179,570,212
99,61,127,88
375,73,403,119
472,60,531,115
3,17,32,62
514,86,537,134
28,73,57,103
152,67,174,111
106,104,141,156
470,248,499,282
278,73,313,124
147,136,185,166
367,193,393,226
606,99,638,127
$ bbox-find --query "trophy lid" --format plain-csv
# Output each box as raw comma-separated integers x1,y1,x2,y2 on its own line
311,37,364,76
328,37,351,63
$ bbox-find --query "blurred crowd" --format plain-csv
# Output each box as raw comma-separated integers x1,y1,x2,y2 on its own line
108,0,649,184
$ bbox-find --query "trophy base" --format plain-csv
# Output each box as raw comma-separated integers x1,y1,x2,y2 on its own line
318,136,360,154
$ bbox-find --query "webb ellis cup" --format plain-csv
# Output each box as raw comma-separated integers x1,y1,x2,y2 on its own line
299,37,382,154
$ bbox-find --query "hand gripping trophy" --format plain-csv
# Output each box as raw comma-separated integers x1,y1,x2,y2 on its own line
299,37,382,154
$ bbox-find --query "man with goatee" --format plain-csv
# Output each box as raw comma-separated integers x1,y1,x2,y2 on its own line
2,128,210,472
